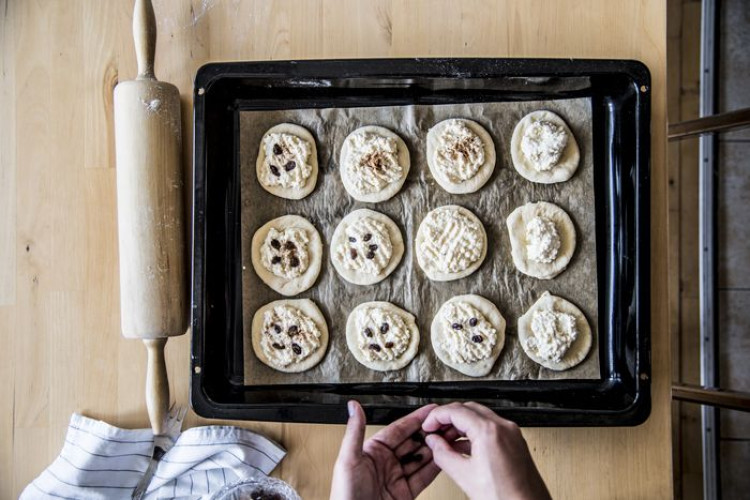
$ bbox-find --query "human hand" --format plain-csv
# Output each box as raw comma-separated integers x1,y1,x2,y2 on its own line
330,401,441,500
422,402,552,500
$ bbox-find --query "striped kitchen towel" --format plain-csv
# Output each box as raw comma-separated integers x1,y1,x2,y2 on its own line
20,413,286,500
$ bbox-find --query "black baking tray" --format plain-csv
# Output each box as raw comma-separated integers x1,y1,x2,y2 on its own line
191,58,651,426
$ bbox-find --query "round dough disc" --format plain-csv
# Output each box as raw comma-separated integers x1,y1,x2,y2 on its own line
330,209,404,285
416,205,487,282
251,299,329,373
510,110,580,184
256,123,319,200
345,301,420,372
251,215,323,296
426,118,496,194
506,201,576,280
339,125,410,203
517,291,592,371
431,294,506,377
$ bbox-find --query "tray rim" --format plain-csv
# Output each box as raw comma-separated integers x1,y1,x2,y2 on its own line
190,57,651,426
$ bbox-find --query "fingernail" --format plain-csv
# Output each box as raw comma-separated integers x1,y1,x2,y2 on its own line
347,401,355,418
425,434,437,447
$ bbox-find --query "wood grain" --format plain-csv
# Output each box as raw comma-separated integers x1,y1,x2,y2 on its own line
0,0,672,498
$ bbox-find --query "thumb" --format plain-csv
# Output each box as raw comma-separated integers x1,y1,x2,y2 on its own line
338,400,366,463
425,434,470,486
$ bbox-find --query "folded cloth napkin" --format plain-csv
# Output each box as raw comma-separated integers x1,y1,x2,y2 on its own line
21,413,286,500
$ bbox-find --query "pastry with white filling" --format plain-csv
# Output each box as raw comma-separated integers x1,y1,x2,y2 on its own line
510,110,580,184
331,209,404,285
256,123,318,199
340,125,410,202
506,201,576,280
426,118,496,194
518,291,592,371
431,294,506,377
251,299,329,373
345,301,420,371
416,205,487,281
251,215,322,296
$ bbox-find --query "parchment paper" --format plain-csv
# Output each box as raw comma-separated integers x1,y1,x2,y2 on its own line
240,98,600,385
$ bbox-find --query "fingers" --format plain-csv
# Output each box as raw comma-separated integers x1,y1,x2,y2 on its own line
337,400,366,464
406,459,441,496
424,433,470,482
370,404,438,450
463,401,501,421
422,403,487,441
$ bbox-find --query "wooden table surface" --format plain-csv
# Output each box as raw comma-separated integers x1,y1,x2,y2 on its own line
0,1,671,498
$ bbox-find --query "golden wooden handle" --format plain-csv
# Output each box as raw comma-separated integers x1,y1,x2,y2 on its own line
133,0,156,80
144,338,169,436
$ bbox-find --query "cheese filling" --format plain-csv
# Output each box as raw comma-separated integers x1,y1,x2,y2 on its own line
439,301,497,364
259,132,313,189
433,120,485,183
526,216,561,263
418,207,484,274
354,306,411,362
334,216,393,276
343,131,404,195
520,120,568,171
260,305,321,368
260,227,310,279
528,309,578,362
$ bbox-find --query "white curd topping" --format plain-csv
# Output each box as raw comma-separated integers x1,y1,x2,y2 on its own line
525,216,561,263
334,216,393,275
343,130,404,195
433,120,485,183
260,305,321,368
418,207,484,274
439,301,497,364
528,309,578,362
520,120,568,171
259,133,313,189
260,227,310,279
353,306,411,362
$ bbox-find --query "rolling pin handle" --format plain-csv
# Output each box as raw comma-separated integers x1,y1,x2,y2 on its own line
143,338,169,436
133,0,157,80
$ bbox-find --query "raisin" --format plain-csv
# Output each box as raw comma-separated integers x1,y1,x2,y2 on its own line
365,251,375,259
384,341,394,349
272,343,285,350
410,431,425,444
399,453,423,465
380,323,389,334
289,256,300,268
369,244,378,251
363,233,372,242
272,144,283,155
288,325,299,335
269,164,280,176
349,249,358,260
471,335,483,343
348,236,357,243
364,327,373,337
273,324,282,334
368,344,381,352
452,323,463,330
291,343,302,355
270,239,281,249
271,256,282,264
469,317,478,327
284,241,296,251
284,161,296,171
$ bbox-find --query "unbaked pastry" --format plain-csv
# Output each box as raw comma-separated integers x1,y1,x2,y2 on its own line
506,201,576,280
517,291,592,371
251,299,329,373
330,209,404,285
431,294,506,377
251,215,322,296
339,125,410,202
426,118,496,194
256,123,318,199
345,301,419,371
510,110,580,184
416,205,487,281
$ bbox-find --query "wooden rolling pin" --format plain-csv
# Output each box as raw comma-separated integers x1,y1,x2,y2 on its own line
113,0,187,436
